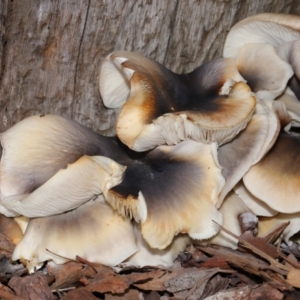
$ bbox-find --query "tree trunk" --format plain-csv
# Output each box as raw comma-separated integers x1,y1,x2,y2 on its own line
0,0,299,134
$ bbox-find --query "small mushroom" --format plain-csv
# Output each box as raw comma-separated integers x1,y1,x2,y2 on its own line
223,13,300,99
12,195,138,272
99,51,255,151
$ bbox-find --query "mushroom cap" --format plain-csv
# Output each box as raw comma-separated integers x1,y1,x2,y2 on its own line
224,13,300,59
106,140,224,249
12,196,138,272
276,87,300,118
2,155,125,217
236,43,293,99
243,131,300,214
223,13,300,99
100,51,255,151
126,224,191,267
196,191,253,249
276,40,300,80
217,100,280,207
234,181,278,217
0,115,117,198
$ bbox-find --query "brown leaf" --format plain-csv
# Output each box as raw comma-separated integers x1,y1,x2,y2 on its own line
143,291,161,300
0,283,26,300
197,245,285,281
239,231,279,259
61,288,99,300
105,289,141,299
0,255,27,283
83,269,165,294
76,255,111,273
0,234,15,258
203,283,283,300
262,222,290,244
164,268,219,293
211,222,290,274
200,256,231,270
201,274,230,299
8,272,55,300
134,269,187,291
47,261,97,289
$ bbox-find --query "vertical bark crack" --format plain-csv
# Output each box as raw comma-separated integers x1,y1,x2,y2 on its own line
163,0,179,66
71,0,91,118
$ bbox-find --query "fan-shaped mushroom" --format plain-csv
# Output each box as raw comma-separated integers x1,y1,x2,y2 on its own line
99,51,255,151
217,99,279,207
223,13,300,99
242,101,300,214
195,191,256,249
12,196,138,273
106,140,224,249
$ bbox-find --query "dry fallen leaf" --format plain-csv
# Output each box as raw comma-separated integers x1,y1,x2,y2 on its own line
0,255,27,283
47,261,96,290
203,283,284,300
8,272,55,300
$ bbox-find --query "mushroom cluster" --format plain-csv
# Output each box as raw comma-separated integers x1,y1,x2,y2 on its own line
1,13,300,272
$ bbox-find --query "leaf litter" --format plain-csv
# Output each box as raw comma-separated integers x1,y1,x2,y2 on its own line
1,220,300,299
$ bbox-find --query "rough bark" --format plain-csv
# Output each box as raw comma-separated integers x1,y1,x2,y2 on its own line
0,0,299,134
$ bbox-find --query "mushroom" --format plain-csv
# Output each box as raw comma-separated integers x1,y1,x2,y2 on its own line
0,114,225,252
234,181,278,217
242,102,300,214
195,191,255,249
243,130,300,214
223,13,300,99
99,51,256,151
276,40,300,80
12,195,138,273
0,115,126,200
106,140,225,249
216,99,279,207
1,155,125,218
276,87,300,119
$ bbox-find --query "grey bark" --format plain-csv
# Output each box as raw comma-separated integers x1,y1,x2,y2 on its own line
0,0,299,134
